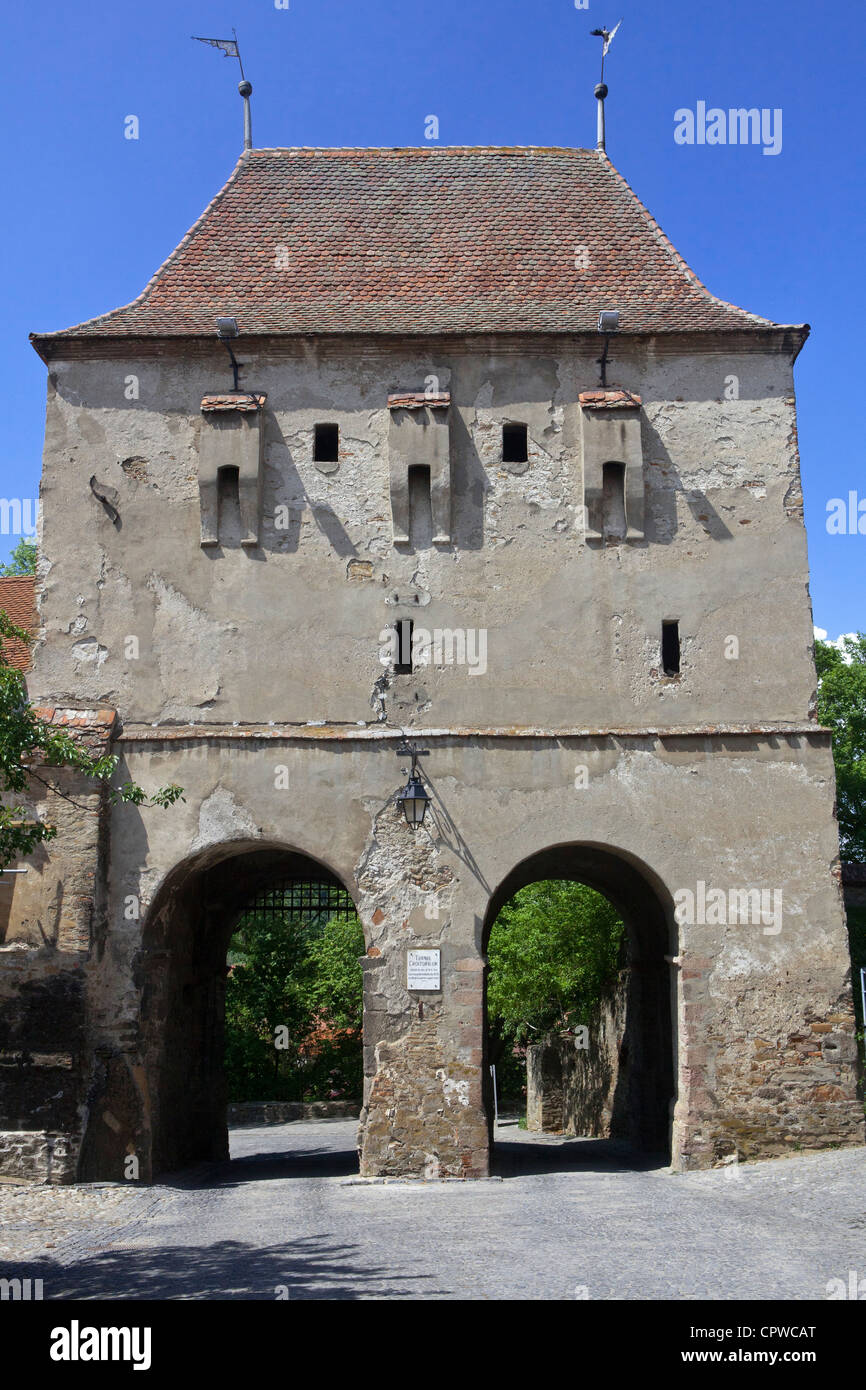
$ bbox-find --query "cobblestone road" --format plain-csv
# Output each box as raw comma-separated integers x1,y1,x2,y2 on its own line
1,1120,864,1300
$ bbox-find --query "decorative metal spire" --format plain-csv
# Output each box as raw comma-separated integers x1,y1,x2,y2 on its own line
589,19,622,153
192,28,253,151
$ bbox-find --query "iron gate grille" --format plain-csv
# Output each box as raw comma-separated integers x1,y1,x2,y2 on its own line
242,879,357,922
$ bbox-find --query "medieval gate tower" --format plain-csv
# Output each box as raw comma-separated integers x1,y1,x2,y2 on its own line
1,145,862,1182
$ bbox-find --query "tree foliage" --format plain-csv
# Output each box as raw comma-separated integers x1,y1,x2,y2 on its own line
487,880,624,1044
0,539,37,576
225,909,365,1102
485,879,624,1109
0,611,183,872
815,634,866,861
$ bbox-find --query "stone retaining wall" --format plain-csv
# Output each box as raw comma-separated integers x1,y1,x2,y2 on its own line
227,1101,361,1127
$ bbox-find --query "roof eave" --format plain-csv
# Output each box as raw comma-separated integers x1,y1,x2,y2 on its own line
29,323,811,365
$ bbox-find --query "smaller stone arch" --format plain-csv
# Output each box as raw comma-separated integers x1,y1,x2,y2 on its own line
482,841,677,1158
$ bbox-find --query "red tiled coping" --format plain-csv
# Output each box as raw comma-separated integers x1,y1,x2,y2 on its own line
579,389,642,409
388,393,451,409
32,707,117,729
200,393,266,412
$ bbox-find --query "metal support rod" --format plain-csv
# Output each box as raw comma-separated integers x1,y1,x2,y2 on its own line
240,82,253,151
597,333,611,386
222,341,241,391
595,81,608,154
490,1064,499,1128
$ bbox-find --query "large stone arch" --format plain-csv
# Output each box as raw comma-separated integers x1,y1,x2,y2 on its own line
78,839,361,1182
481,841,677,1158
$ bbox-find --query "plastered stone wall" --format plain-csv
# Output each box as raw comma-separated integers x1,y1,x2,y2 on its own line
2,332,862,1182
0,724,849,1182
29,338,815,730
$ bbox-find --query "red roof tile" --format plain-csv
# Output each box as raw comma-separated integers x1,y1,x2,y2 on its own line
200,392,266,411
31,147,804,346
0,577,36,671
579,388,642,408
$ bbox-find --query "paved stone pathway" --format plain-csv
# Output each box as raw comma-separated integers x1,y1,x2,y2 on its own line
1,1119,864,1299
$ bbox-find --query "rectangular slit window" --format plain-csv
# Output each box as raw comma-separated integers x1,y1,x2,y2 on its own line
394,618,414,674
502,423,528,463
602,461,626,539
408,465,433,549
314,423,339,463
662,620,681,677
217,465,240,538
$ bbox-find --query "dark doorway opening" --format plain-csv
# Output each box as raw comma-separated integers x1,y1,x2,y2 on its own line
482,844,675,1172
135,845,363,1180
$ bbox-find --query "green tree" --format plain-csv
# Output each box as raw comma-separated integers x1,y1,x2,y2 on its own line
0,612,183,872
815,634,866,860
486,879,624,1110
0,539,37,576
305,915,365,1033
487,880,624,1045
225,911,315,1099
224,908,365,1102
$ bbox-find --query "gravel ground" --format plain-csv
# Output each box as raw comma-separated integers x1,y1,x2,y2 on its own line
1,1119,864,1300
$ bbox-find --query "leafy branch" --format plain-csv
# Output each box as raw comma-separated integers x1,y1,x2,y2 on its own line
0,609,183,872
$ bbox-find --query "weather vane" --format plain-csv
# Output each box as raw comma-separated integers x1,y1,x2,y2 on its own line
192,28,253,151
589,19,622,154
590,19,622,84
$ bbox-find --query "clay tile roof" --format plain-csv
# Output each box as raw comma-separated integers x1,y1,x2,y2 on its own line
0,576,37,671
30,147,806,346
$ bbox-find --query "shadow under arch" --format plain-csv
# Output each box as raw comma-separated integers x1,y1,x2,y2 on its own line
106,840,359,1181
481,841,677,1162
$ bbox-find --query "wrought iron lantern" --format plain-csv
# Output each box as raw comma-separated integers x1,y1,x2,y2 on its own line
395,743,431,828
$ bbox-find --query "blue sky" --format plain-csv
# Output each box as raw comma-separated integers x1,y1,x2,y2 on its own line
2,0,863,636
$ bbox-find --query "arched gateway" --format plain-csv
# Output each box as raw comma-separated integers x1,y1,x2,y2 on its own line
78,843,360,1182
1,146,862,1182
482,844,676,1158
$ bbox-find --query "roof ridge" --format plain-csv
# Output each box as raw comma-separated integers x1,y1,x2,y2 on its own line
248,145,597,155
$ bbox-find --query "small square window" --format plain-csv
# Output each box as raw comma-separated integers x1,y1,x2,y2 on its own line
314,423,339,463
502,423,528,464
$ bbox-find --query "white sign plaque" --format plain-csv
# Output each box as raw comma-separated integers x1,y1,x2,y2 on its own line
407,948,441,991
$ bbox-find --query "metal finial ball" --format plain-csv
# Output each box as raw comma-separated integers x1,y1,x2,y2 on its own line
594,82,608,99
238,80,253,97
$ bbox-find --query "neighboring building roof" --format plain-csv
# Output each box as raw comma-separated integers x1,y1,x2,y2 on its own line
31,147,806,350
0,576,37,670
